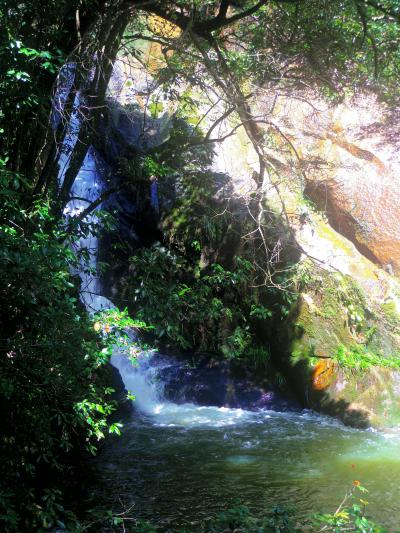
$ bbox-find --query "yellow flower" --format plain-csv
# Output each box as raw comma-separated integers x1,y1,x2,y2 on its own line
353,480,361,486
93,322,101,332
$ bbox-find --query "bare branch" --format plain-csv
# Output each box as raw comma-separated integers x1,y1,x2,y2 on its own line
71,186,121,225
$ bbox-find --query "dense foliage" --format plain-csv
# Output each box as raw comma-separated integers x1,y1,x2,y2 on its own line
0,0,79,174
0,173,129,530
123,246,276,359
2,0,400,531
115,119,294,367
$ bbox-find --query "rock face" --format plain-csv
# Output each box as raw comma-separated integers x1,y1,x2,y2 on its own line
277,265,400,428
210,89,400,428
261,93,400,274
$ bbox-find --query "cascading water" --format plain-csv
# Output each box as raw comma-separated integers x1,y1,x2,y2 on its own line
111,351,165,415
64,148,114,312
57,86,114,312
111,351,254,427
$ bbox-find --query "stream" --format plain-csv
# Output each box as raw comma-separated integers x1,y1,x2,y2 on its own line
85,352,400,531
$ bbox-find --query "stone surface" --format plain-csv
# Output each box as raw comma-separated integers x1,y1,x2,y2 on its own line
149,353,293,411
257,92,400,274
278,265,400,428
206,88,400,428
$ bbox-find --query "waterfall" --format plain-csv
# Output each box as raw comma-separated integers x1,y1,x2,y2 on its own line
56,73,257,428
56,83,114,312
110,350,255,427
57,132,256,426
61,148,113,312
110,351,166,414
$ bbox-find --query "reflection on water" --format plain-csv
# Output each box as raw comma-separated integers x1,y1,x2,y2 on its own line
88,354,400,530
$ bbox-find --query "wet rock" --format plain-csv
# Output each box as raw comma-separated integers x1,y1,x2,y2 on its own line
148,353,292,411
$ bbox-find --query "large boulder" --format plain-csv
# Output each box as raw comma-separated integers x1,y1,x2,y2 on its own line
216,89,400,428
277,262,400,428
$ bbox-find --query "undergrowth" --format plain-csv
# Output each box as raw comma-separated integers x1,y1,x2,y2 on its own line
0,173,146,531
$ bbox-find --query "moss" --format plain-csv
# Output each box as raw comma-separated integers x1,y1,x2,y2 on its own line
342,367,400,428
315,221,379,282
289,264,366,368
321,302,337,319
333,344,400,371
291,340,317,368
283,263,400,427
381,300,400,324
317,222,356,257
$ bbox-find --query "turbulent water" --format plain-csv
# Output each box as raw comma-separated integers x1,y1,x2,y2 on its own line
85,353,400,531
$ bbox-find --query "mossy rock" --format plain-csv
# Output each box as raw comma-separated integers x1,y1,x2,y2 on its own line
278,265,400,428
381,300,400,329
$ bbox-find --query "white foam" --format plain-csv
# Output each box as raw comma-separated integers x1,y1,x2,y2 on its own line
111,352,257,427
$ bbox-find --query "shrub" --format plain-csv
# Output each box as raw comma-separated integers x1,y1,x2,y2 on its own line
0,178,122,531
